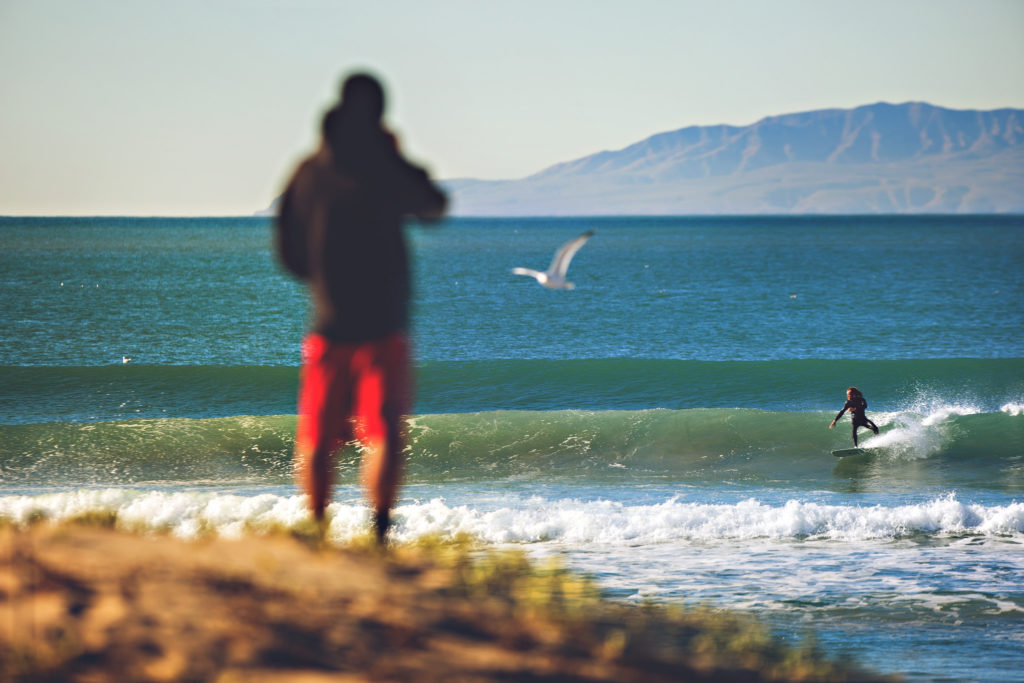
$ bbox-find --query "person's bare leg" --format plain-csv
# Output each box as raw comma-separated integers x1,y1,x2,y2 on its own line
295,335,345,525
297,441,333,522
361,419,403,544
359,336,410,545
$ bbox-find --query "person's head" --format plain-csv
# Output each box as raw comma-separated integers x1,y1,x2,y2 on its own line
847,387,861,398
338,72,385,123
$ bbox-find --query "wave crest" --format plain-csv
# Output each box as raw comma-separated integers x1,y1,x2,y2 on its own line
2,406,1020,488
3,490,1021,544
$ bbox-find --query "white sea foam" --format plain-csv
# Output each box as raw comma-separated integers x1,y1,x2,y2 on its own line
2,489,1022,544
860,399,985,459
1000,402,1024,416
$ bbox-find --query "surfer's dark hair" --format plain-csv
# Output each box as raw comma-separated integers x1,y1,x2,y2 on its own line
847,386,861,396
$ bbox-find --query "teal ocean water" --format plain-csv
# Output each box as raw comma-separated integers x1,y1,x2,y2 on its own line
2,215,1023,681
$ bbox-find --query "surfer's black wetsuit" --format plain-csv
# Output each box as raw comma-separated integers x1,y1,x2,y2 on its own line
833,396,879,447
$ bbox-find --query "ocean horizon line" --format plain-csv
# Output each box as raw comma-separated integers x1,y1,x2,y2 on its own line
3,212,1024,220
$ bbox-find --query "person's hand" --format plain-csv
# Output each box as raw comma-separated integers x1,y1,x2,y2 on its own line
829,421,835,429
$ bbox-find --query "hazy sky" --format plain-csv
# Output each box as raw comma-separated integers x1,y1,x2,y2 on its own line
2,0,1022,215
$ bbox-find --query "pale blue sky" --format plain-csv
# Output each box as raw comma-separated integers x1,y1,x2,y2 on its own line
1,0,1022,215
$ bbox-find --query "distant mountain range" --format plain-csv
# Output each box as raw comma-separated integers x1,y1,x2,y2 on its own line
261,102,1023,216
443,102,1023,215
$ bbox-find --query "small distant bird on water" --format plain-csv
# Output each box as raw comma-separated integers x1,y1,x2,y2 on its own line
122,356,132,364
511,230,594,290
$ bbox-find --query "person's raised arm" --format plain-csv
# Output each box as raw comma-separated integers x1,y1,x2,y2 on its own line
394,161,447,222
371,132,447,222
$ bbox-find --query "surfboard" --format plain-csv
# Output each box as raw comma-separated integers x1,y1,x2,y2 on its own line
831,447,868,457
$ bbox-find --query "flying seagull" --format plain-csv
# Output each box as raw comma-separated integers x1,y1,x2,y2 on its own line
511,230,594,290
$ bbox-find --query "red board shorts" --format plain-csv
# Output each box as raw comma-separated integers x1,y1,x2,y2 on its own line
295,332,411,456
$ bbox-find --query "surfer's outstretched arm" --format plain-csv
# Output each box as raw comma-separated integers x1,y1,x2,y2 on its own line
829,405,848,429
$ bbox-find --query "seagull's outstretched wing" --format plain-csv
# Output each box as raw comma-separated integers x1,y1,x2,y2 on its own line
511,267,544,282
548,230,595,278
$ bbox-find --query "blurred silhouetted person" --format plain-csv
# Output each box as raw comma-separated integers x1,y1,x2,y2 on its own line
276,72,447,543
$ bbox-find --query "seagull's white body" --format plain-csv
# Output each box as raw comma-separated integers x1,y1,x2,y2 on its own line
512,230,594,289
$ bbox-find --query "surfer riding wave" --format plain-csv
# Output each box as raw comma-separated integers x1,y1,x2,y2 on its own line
829,386,879,447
